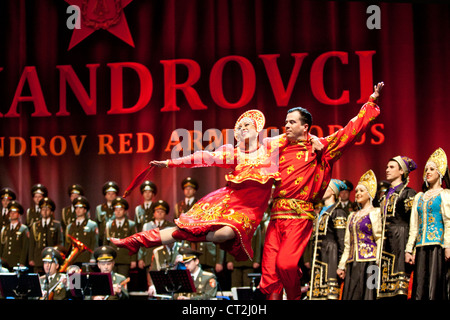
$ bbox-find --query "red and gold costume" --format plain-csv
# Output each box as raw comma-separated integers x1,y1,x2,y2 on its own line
169,139,280,261
259,96,380,300
111,110,281,261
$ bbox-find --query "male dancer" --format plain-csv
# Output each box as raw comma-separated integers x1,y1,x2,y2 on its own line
259,82,384,300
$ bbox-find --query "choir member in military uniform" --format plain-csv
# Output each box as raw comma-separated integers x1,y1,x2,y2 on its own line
138,200,177,271
61,184,85,235
26,184,48,228
174,177,199,219
226,224,262,288
103,197,137,277
175,248,217,300
174,177,224,273
147,241,184,297
406,148,450,300
29,197,64,273
339,179,358,215
374,180,390,207
134,180,157,232
93,246,129,300
337,170,382,300
95,181,119,246
0,201,29,270
65,196,98,268
377,155,417,299
0,188,16,229
39,247,67,300
309,179,348,300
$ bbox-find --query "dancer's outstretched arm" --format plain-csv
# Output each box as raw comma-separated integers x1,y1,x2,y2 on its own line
150,144,236,169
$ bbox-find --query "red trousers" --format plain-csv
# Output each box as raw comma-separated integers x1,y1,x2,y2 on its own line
259,218,313,300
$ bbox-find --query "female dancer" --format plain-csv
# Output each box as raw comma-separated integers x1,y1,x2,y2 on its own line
337,170,382,300
112,109,282,261
405,147,450,300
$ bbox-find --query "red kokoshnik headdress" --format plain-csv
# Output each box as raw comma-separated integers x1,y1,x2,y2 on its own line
234,109,265,140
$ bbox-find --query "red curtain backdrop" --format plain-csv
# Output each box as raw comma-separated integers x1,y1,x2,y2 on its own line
0,0,449,221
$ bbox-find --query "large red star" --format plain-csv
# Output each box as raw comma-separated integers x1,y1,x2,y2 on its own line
65,0,135,50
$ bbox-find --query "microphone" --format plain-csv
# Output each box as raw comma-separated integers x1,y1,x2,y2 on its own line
13,265,28,273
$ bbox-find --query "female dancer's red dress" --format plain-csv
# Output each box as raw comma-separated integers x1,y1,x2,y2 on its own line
169,141,280,261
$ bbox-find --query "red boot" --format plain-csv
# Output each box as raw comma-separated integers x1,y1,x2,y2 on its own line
172,229,208,242
111,228,162,255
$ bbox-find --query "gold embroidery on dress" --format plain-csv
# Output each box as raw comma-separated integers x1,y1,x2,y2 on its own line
287,165,295,174
358,108,366,118
185,196,254,235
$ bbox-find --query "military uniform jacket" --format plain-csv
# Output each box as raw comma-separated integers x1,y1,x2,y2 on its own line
29,219,64,267
175,198,198,219
107,271,129,300
61,206,76,234
65,219,98,263
339,201,357,216
175,269,217,300
194,242,224,270
104,218,137,264
40,273,67,300
26,206,41,227
0,210,9,229
0,223,29,268
134,203,156,232
138,220,176,266
226,224,262,267
95,203,115,245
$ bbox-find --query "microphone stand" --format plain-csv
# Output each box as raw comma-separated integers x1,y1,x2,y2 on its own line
12,265,30,299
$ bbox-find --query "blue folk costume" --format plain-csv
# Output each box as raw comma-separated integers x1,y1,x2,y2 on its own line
309,179,348,300
338,170,382,300
406,148,450,300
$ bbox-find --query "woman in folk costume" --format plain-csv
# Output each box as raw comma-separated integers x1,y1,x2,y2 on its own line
405,147,450,300
112,109,281,261
309,179,348,300
337,170,382,300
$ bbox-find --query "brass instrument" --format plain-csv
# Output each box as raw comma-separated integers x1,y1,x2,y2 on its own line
42,237,92,300
59,234,93,273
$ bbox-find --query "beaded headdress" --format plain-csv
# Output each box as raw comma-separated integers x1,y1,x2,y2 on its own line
234,109,265,140
424,147,448,180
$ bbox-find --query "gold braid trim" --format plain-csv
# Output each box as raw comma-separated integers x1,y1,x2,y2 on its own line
270,198,315,220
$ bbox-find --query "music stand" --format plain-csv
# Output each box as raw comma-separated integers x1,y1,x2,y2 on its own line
0,273,42,299
231,273,265,300
150,269,196,300
70,272,114,299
